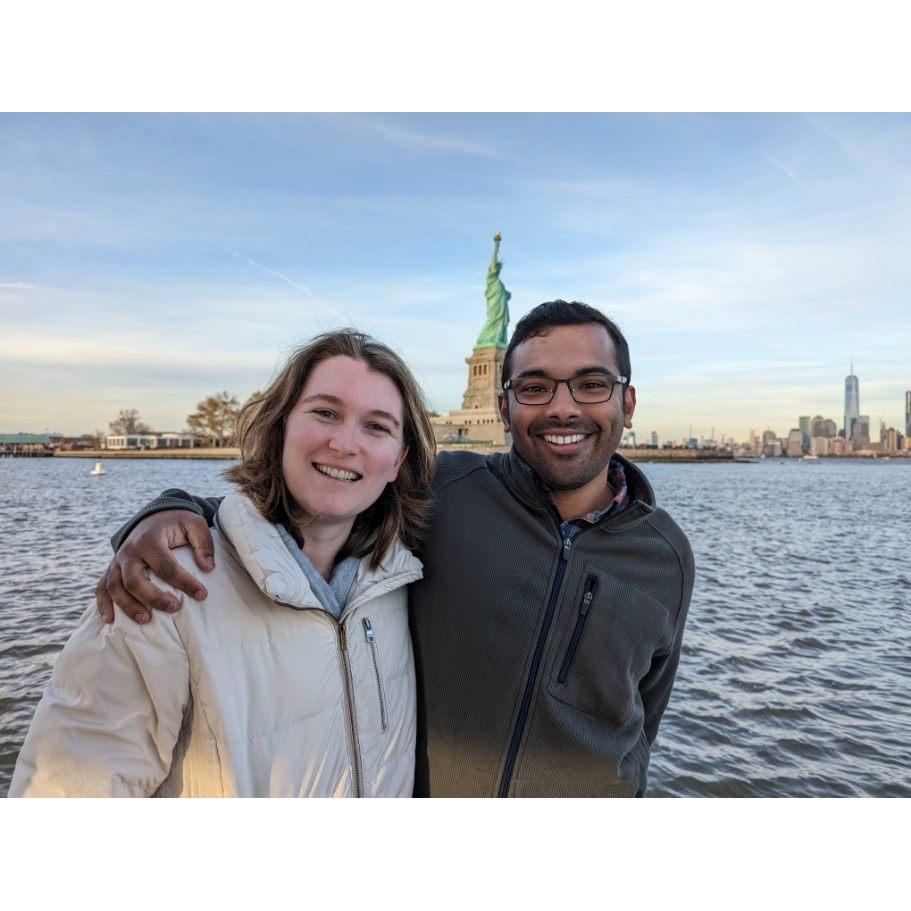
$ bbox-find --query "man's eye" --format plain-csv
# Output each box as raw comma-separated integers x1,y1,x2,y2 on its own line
521,384,546,394
580,380,609,390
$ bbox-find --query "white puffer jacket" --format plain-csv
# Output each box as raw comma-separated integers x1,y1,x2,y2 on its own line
10,490,423,797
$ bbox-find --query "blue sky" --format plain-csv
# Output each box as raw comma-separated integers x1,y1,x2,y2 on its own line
1,113,909,441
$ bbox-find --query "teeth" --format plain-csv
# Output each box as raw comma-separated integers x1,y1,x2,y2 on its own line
543,434,587,445
314,463,360,482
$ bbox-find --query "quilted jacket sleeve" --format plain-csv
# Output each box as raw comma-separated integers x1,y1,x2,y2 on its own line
9,604,190,797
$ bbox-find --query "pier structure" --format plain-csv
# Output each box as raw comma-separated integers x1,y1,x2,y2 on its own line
0,433,62,457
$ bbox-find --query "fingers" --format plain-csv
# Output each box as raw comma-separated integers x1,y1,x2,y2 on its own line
144,544,208,602
120,553,184,613
104,561,154,625
183,516,216,572
95,569,115,624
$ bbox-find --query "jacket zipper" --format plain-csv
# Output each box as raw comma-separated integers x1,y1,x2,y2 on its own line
274,599,364,798
337,623,363,797
362,618,388,731
271,569,419,798
556,574,599,684
497,534,574,798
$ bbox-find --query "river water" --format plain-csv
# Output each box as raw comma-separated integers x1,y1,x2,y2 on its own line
1,456,909,797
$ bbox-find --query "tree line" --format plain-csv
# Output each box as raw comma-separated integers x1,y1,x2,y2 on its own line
108,390,260,448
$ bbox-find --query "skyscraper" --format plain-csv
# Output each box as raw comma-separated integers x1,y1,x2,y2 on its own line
905,391,911,439
798,415,811,452
844,362,859,438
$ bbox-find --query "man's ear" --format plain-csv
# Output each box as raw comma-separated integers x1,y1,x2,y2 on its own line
497,393,510,431
623,385,637,429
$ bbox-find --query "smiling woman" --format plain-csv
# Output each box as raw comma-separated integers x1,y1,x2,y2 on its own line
9,330,437,798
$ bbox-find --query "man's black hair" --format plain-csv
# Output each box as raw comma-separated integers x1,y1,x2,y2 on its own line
501,300,631,391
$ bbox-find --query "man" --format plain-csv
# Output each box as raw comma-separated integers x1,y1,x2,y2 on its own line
97,300,694,797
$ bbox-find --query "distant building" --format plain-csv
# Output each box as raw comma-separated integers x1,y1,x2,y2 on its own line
0,433,63,456
880,425,902,454
787,429,803,457
761,428,781,457
650,430,658,447
105,432,197,450
844,363,859,438
810,416,837,439
905,391,911,439
155,432,197,449
105,434,159,450
798,415,811,452
850,415,871,449
830,436,852,456
748,428,760,455
809,436,829,456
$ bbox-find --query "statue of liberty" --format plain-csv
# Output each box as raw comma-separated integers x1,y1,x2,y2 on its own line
475,231,511,349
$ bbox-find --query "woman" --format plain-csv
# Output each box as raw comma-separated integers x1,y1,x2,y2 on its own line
10,330,436,797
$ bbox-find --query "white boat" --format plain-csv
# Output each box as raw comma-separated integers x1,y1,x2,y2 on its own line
90,462,106,475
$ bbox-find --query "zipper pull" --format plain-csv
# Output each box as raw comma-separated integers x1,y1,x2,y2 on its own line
579,575,598,617
363,617,375,644
339,625,347,651
561,538,572,560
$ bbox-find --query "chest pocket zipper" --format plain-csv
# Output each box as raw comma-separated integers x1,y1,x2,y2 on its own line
362,618,388,731
557,575,599,684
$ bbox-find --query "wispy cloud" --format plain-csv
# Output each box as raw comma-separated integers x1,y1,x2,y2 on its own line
329,114,501,158
0,281,51,291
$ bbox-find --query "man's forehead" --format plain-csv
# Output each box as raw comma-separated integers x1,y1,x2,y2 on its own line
511,324,619,372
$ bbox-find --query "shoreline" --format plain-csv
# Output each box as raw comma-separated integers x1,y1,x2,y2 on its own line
45,448,908,463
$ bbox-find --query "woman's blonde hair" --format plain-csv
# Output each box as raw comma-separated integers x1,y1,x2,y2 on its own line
224,330,436,568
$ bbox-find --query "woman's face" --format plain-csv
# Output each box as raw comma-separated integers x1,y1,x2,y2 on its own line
282,355,406,528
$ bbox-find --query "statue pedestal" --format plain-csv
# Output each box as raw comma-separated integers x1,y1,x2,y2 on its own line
461,346,504,411
431,345,510,445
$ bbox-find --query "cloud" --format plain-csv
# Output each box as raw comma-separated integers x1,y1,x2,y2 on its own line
0,282,52,291
328,114,501,158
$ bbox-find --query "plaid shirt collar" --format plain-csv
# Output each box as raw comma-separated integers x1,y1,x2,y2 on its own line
537,456,630,537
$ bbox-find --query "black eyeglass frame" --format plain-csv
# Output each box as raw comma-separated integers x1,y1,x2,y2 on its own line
503,371,629,406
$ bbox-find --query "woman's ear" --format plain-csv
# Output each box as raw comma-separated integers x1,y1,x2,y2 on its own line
386,445,408,483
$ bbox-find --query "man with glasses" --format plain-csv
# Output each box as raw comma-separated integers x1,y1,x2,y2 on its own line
95,300,694,797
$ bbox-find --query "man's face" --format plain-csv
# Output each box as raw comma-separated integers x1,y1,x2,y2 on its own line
497,323,636,490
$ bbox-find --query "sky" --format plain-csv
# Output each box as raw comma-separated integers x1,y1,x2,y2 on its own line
1,113,909,442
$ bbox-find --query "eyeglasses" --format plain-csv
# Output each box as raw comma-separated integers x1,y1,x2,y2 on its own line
503,371,628,406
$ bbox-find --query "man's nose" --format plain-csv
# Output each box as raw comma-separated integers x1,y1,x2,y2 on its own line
544,381,582,420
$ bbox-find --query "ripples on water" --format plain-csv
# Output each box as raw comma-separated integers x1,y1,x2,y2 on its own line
1,457,909,797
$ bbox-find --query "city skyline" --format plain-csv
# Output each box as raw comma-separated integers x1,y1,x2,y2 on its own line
2,114,910,439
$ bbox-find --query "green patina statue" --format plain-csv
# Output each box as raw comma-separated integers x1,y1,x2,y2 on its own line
475,231,511,349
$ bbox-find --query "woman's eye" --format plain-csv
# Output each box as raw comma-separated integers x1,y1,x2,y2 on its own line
314,409,337,419
367,422,391,434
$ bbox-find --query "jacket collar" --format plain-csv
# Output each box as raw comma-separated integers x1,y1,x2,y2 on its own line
215,489,423,612
494,446,656,530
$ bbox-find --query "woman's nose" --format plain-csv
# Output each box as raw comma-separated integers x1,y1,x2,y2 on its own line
327,422,358,454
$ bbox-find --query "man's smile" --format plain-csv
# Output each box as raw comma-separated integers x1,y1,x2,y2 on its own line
533,429,596,455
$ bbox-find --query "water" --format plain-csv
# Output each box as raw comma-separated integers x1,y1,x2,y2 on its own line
1,457,909,797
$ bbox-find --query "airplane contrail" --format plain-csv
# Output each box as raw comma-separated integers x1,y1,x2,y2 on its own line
202,237,322,300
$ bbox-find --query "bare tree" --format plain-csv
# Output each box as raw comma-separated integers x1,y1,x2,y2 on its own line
109,408,151,435
186,391,241,447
